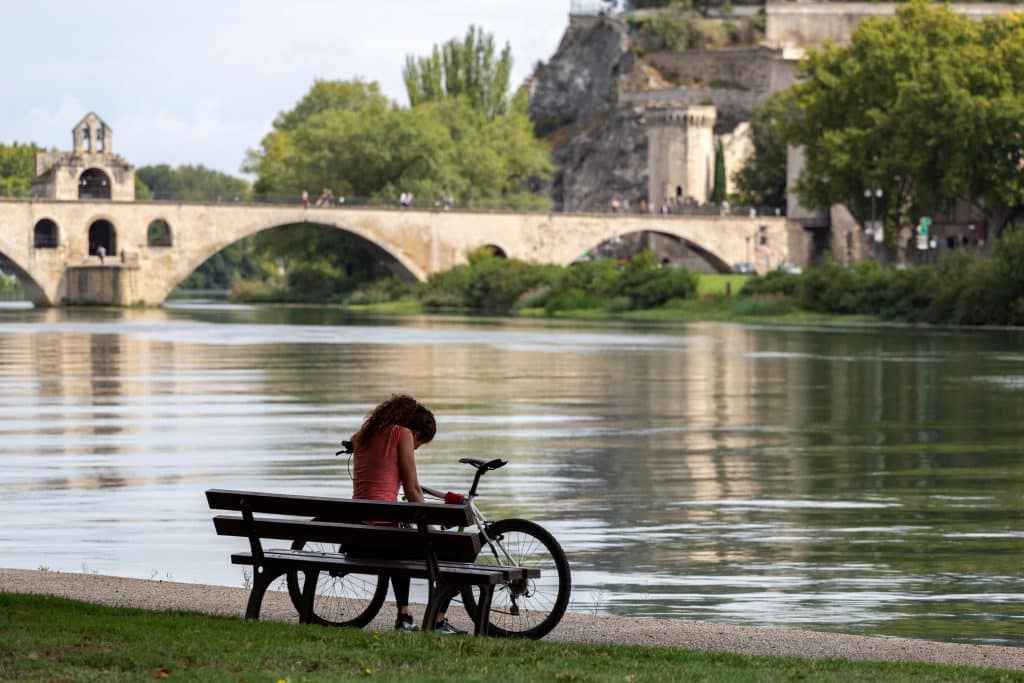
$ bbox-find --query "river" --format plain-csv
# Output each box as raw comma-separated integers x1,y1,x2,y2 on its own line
0,302,1021,646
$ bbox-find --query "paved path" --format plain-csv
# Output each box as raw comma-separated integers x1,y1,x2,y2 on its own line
1,568,1021,672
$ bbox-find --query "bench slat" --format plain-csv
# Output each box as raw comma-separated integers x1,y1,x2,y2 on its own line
213,515,481,560
206,488,474,527
229,551,537,585
230,550,540,582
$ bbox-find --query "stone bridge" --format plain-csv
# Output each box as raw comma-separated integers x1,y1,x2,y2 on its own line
0,198,803,306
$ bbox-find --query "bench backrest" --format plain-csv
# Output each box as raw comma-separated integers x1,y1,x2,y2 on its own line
206,488,481,563
207,489,474,527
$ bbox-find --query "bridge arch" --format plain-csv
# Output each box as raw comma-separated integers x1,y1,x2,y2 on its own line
580,229,732,273
79,168,112,200
159,216,427,303
33,219,60,248
478,244,507,258
0,231,49,305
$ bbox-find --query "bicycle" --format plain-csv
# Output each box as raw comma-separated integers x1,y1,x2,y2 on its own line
286,444,571,639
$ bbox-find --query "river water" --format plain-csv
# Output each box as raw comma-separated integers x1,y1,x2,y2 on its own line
0,302,1021,646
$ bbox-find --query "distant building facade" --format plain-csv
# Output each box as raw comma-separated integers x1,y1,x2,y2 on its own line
32,112,135,201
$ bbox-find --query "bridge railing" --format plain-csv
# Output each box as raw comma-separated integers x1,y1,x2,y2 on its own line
136,192,784,219
1,191,783,219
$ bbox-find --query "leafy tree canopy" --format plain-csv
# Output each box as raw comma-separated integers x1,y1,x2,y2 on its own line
0,142,41,198
136,164,250,202
733,90,794,210
245,66,551,209
403,25,513,120
784,0,1024,236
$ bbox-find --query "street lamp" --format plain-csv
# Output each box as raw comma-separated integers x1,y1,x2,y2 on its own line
864,184,884,264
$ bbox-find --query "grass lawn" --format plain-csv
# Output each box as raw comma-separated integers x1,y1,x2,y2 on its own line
1,593,1018,682
697,274,752,297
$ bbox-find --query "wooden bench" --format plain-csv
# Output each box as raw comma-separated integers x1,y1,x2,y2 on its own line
206,488,539,635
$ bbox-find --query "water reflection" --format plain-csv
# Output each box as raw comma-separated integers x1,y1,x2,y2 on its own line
0,304,1021,645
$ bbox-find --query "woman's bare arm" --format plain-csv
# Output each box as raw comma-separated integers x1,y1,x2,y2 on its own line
396,429,425,503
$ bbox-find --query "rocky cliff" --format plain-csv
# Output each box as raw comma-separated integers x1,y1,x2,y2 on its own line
527,13,769,213
527,15,661,213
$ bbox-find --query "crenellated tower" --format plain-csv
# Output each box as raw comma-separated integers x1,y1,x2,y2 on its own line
644,105,716,210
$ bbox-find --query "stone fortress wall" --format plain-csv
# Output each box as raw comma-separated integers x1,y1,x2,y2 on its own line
645,47,781,93
764,2,1017,48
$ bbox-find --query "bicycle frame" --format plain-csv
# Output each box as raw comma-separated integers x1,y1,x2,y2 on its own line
465,494,520,568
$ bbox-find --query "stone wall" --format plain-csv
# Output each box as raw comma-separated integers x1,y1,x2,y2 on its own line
621,87,764,132
65,265,141,306
645,47,782,93
765,1,1020,48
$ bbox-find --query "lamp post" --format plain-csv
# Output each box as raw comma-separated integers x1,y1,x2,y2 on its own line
864,185,883,265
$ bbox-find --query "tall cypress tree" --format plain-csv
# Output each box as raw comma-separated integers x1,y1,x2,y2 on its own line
711,141,726,204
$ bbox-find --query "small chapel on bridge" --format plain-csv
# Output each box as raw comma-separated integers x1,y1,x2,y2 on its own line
31,112,135,202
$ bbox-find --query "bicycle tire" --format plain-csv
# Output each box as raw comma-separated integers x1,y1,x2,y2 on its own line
460,518,571,639
285,539,389,628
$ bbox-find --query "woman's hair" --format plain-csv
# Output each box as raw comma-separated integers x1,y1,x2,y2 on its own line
351,394,436,448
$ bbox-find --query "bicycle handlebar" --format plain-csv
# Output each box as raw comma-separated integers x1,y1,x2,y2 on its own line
422,485,445,499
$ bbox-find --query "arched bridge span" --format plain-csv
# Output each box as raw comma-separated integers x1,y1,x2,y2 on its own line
0,199,800,306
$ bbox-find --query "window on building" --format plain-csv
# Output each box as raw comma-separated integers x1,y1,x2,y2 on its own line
33,219,59,248
147,219,172,247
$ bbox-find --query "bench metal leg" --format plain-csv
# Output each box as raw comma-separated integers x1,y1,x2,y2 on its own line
245,565,283,620
298,568,319,624
473,586,494,637
422,582,459,632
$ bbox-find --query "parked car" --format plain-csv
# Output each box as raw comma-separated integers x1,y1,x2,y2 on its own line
776,262,803,274
733,262,757,275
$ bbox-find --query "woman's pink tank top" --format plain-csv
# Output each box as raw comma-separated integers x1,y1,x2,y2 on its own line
352,424,409,502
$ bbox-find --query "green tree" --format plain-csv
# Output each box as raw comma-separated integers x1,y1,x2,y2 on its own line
784,0,1024,238
403,25,513,120
733,91,792,211
136,164,250,202
245,78,551,210
0,142,41,197
711,140,726,203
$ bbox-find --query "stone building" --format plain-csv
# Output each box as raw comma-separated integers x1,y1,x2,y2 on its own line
645,105,716,208
32,112,135,202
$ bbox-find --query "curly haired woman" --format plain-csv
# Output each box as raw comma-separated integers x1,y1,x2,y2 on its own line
349,394,464,634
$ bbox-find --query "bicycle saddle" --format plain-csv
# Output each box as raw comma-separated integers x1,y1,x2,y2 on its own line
458,457,507,471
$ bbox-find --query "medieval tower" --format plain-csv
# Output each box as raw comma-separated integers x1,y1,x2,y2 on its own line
32,112,135,202
645,105,716,210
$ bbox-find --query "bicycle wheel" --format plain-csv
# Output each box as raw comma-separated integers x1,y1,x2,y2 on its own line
285,539,389,628
461,518,571,639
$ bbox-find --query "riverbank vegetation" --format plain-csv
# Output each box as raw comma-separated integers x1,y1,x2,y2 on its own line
741,228,1024,326
1,593,1013,682
227,225,1024,329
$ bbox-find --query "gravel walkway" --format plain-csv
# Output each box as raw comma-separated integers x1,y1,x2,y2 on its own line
2,568,1021,672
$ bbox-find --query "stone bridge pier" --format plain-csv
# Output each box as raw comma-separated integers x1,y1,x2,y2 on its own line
0,198,805,306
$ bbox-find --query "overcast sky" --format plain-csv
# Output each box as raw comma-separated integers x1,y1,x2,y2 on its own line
4,1,572,178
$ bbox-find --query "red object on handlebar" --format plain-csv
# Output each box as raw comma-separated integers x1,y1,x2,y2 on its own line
444,491,465,505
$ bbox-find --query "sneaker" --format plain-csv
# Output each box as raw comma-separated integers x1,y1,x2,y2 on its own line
394,614,420,632
433,618,467,635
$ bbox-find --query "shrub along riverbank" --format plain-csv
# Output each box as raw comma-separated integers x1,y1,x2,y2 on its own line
742,228,1024,326
234,228,1024,327
1,593,1015,682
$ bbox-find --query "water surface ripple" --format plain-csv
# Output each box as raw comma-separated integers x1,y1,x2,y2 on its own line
0,304,1021,646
